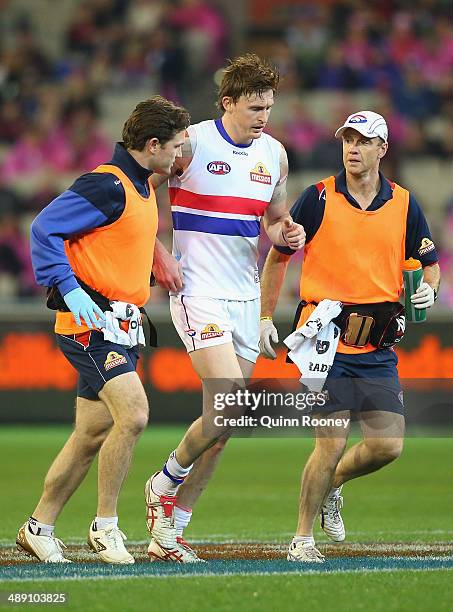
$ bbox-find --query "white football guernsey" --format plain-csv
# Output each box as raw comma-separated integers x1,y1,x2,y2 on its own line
169,119,282,300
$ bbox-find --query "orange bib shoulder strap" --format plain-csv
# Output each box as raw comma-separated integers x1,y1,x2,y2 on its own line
93,164,133,186
92,164,154,196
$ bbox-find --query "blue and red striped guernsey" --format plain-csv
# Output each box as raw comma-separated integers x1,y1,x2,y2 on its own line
170,188,267,237
169,188,268,216
168,119,282,300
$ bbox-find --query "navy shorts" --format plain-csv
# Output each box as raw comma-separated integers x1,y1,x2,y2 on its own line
56,331,140,400
322,349,404,415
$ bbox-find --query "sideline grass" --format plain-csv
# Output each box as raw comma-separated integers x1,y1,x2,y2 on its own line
1,427,452,611
1,570,453,612
1,426,452,544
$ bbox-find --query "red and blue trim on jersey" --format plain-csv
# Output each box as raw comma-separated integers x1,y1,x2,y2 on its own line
169,187,267,238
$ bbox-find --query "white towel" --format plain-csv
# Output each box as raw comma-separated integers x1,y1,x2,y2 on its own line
284,299,342,391
103,301,145,348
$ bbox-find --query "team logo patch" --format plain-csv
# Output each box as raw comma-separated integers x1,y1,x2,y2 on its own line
207,161,231,175
316,340,330,354
348,114,368,124
104,351,127,371
250,162,271,184
185,328,196,337
418,237,435,256
200,323,224,340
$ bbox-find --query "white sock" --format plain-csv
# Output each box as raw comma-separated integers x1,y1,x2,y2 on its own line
93,516,118,530
292,535,315,547
175,504,192,537
28,517,54,537
152,451,193,497
329,486,342,497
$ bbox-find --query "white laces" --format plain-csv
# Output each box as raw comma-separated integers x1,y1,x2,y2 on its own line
291,542,325,561
303,545,325,561
324,495,343,523
104,526,127,550
178,540,200,561
46,537,70,562
54,537,67,551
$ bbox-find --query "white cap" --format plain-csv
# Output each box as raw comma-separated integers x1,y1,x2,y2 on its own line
335,111,388,143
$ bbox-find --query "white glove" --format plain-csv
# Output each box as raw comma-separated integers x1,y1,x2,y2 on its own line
259,318,279,359
410,282,435,309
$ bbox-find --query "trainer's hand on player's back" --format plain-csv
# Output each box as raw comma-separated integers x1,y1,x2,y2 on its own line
152,250,184,292
63,287,106,329
259,318,279,359
282,217,305,250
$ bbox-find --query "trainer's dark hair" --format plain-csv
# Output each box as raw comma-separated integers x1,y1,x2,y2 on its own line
122,96,190,150
216,54,280,111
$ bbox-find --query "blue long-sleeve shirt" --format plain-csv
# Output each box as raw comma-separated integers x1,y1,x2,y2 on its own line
275,170,438,266
30,143,152,296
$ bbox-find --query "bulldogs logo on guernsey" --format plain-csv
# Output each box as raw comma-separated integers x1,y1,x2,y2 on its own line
169,119,281,300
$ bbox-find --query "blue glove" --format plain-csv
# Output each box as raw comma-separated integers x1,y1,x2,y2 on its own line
63,287,106,329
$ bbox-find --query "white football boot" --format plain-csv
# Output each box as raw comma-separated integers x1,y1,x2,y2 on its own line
88,521,134,564
147,537,205,563
16,523,71,563
176,536,205,562
287,540,325,563
320,486,345,542
145,472,177,549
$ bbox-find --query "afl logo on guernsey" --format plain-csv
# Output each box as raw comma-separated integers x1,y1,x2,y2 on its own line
207,161,231,175
250,162,271,184
348,114,367,124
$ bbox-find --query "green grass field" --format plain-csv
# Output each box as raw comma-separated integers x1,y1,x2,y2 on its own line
1,426,452,611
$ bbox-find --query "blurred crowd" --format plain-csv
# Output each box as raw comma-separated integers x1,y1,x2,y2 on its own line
0,0,452,306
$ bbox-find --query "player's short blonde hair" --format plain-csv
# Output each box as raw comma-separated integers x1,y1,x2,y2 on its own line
216,54,280,111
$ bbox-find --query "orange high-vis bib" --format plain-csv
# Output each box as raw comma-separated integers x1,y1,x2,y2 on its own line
55,164,158,335
298,175,409,354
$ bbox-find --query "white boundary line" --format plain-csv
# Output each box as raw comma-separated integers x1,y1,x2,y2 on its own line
1,566,453,583
2,532,453,546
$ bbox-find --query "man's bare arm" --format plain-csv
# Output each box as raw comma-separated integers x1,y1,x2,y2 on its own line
259,246,293,359
423,262,440,293
262,146,305,250
261,247,292,317
152,238,183,292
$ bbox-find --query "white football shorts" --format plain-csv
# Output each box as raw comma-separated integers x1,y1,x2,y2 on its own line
170,295,260,363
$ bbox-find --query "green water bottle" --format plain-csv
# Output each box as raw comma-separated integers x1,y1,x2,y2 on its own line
403,258,426,322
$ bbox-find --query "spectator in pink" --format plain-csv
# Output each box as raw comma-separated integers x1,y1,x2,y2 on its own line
166,0,227,72
1,119,72,184
387,12,424,67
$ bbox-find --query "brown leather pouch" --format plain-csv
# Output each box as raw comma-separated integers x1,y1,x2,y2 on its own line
342,313,374,347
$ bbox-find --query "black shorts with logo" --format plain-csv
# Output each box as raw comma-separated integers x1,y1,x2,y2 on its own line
56,331,140,400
